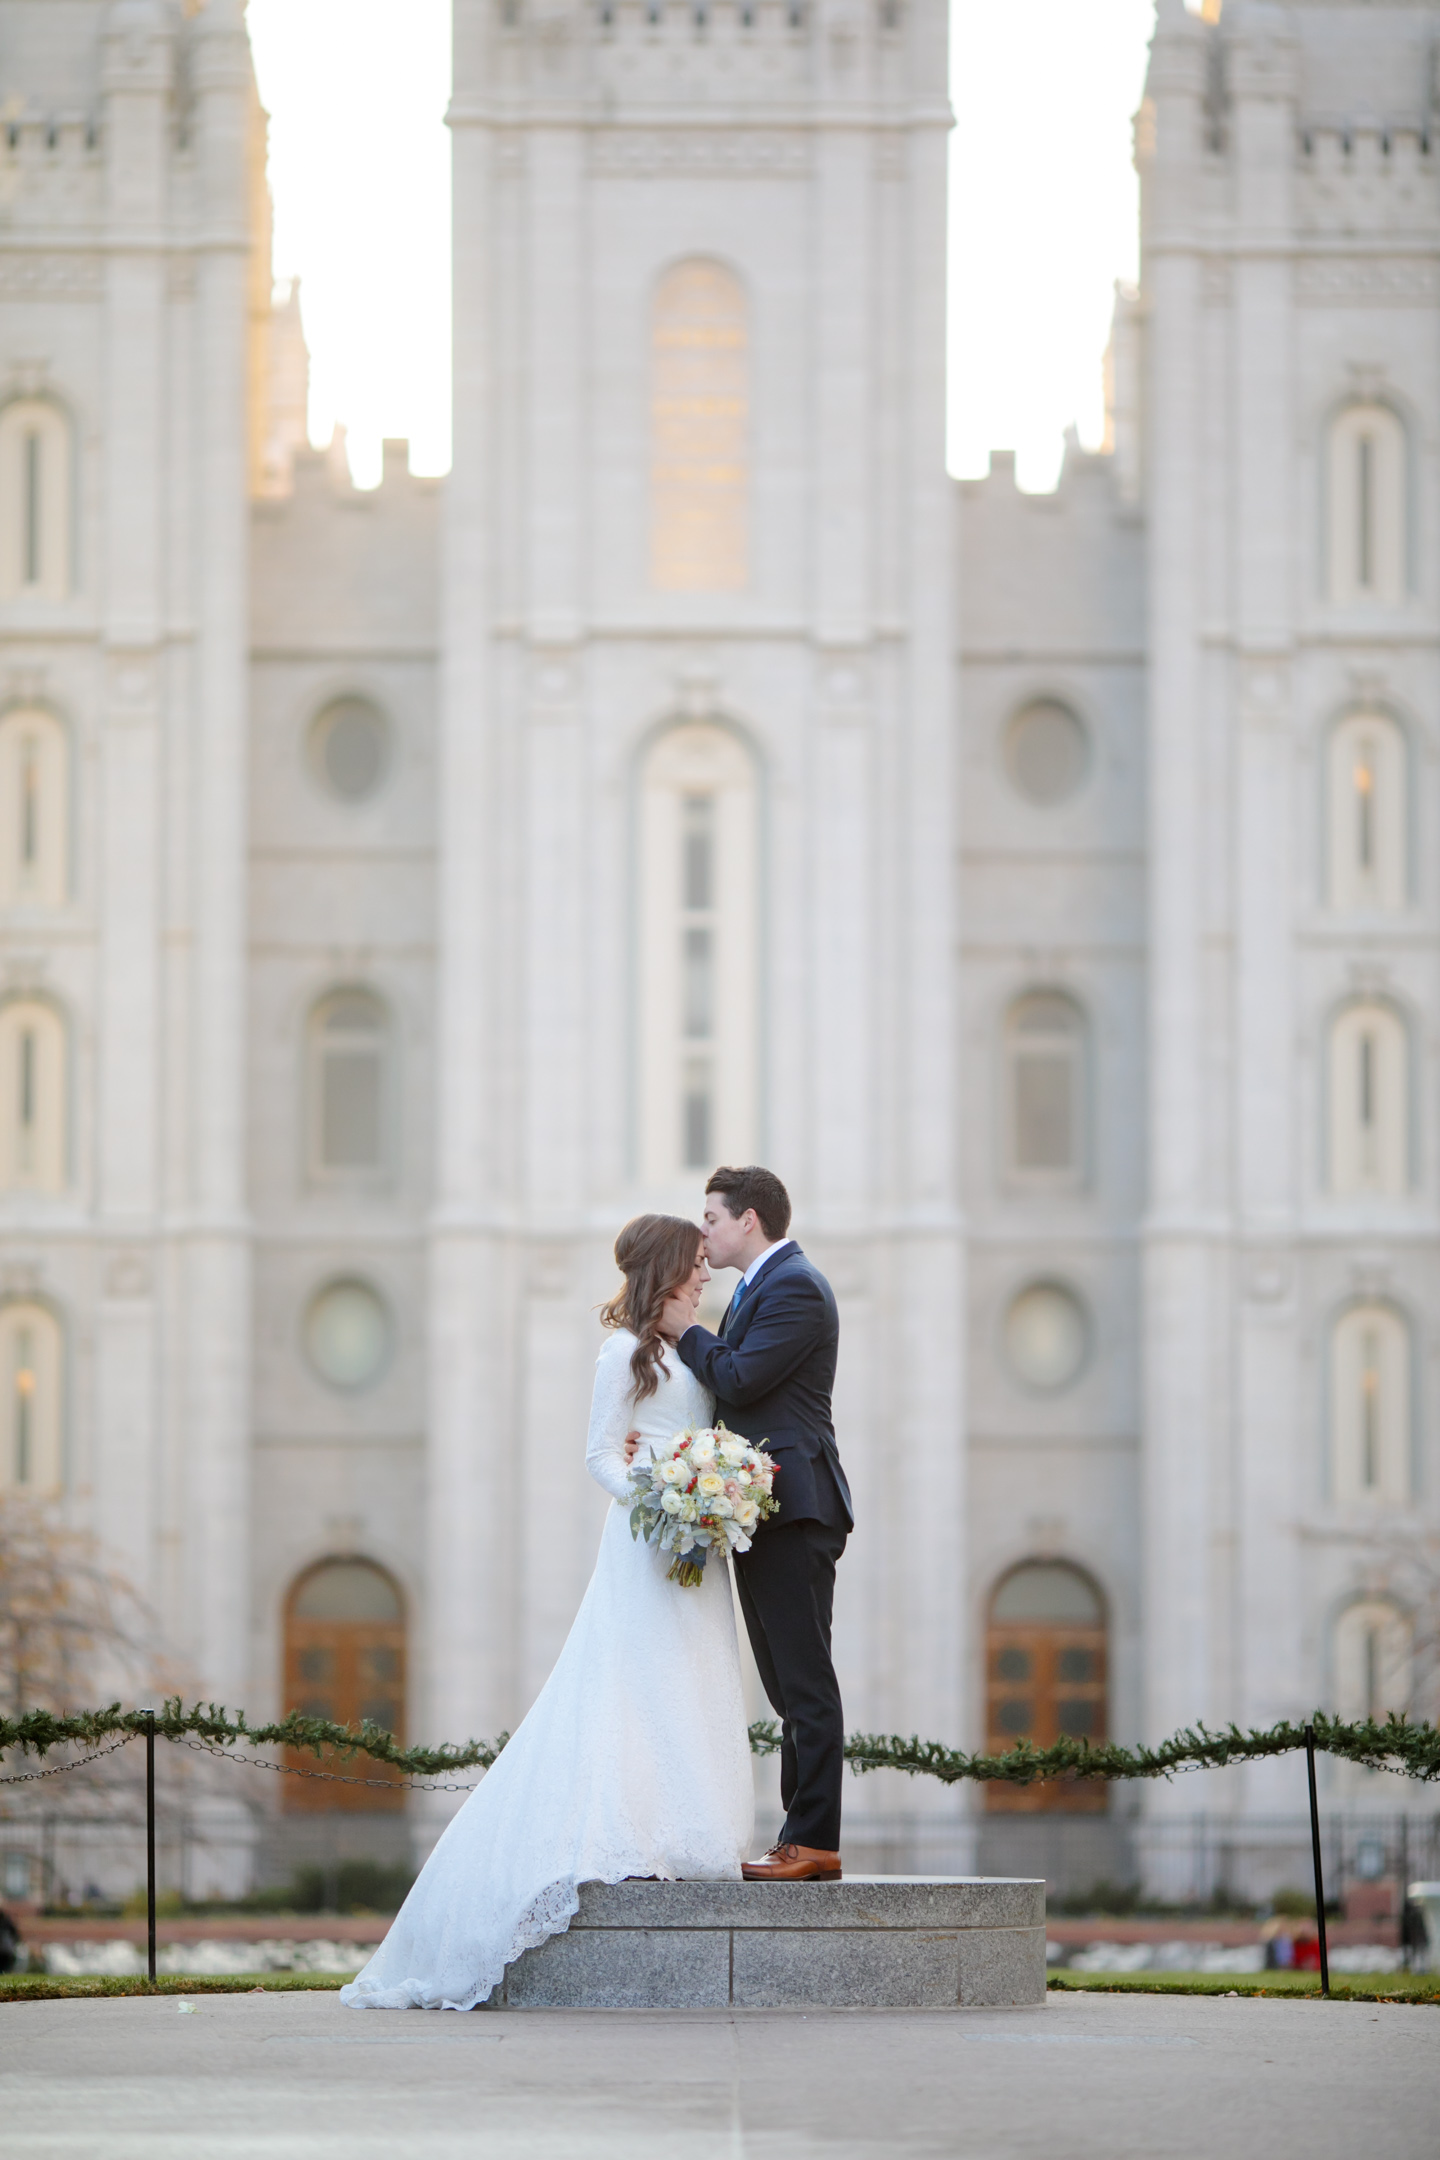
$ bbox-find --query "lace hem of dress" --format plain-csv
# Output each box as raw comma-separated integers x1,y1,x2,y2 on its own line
338,1870,657,2013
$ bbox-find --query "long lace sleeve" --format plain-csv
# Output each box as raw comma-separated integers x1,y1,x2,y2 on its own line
585,1337,638,1503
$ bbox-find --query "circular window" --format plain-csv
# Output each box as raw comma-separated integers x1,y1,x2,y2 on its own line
1004,700,1089,806
309,698,389,802
304,1279,392,1390
1002,1282,1089,1392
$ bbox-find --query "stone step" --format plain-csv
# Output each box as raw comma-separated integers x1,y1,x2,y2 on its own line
488,1876,1047,2010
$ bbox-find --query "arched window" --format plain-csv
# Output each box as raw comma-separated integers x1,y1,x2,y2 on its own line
1334,1599,1411,1723
637,722,758,1181
1005,992,1086,1184
306,990,391,1181
1327,402,1407,608
1328,1001,1408,1197
0,709,67,908
0,399,71,601
985,1561,1107,1814
282,1557,406,1812
1330,1303,1411,1506
1327,710,1406,913
650,260,748,592
0,999,66,1193
0,1301,62,1493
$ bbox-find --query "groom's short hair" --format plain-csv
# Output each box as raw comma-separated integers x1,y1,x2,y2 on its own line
705,1165,792,1242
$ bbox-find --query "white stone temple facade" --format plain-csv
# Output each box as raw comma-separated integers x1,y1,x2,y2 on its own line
1,0,1437,1884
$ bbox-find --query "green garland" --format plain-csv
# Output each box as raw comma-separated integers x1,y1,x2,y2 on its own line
3,1701,1439,1784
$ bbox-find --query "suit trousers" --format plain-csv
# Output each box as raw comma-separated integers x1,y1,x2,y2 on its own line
734,1516,848,1852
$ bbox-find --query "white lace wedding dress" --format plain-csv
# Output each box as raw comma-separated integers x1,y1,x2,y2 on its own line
340,1330,754,2011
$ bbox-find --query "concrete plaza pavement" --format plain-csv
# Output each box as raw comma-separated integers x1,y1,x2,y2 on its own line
1,1988,1435,2158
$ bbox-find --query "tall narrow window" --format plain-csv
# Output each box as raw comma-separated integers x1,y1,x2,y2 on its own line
307,990,391,1182
1328,1001,1408,1197
0,399,71,601
1328,402,1406,608
985,1561,1107,1815
1330,1303,1411,1506
0,999,66,1193
1005,992,1086,1185
0,1301,62,1493
650,260,748,592
638,723,758,1183
0,709,67,907
1334,1600,1411,1722
1327,711,1405,912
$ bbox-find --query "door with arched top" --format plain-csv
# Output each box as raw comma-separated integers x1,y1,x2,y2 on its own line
984,1560,1108,1813
282,1557,407,1812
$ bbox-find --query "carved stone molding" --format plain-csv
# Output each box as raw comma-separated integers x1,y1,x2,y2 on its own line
0,253,102,300
104,1250,152,1300
1244,1253,1292,1304
1201,257,1231,305
1295,256,1439,306
590,131,808,178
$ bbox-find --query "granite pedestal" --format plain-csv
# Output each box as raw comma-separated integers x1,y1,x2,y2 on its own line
486,1876,1046,2009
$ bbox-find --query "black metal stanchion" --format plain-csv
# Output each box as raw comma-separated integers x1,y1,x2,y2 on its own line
144,1709,157,1987
1304,1724,1330,1997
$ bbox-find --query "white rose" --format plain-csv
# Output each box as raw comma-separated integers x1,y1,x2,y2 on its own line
661,1489,684,1515
737,1502,759,1530
690,1435,716,1465
697,1471,725,1497
712,1496,734,1518
718,1439,745,1465
735,1469,752,1487
659,1457,686,1485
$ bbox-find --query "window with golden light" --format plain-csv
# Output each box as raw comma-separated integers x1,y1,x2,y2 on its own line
0,708,68,908
650,261,748,592
0,1300,62,1494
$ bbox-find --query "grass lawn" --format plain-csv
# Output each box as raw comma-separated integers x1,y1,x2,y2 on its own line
1050,1970,1440,2005
0,1972,354,2004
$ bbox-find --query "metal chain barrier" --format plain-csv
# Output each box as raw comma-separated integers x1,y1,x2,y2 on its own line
176,1735,480,1796
0,1732,136,1784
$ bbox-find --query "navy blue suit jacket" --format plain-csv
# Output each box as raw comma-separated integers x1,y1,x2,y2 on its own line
675,1244,853,1532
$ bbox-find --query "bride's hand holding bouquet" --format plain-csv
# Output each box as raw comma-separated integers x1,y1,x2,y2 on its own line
628,1424,779,1588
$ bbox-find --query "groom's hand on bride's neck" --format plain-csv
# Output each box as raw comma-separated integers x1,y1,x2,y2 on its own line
659,1292,697,1343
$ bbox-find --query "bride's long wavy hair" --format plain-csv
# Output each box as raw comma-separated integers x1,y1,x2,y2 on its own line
598,1213,704,1402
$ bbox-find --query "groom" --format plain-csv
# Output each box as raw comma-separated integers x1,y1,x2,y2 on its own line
660,1165,853,1882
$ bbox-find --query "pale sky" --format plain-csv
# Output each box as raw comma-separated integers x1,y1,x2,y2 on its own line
247,0,1159,494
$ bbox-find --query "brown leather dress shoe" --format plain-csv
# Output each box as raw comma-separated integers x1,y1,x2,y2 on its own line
741,1843,842,1881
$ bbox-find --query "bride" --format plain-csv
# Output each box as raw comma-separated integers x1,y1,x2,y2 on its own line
340,1213,754,2011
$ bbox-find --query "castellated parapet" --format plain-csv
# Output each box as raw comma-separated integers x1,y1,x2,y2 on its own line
457,0,946,118
250,438,441,654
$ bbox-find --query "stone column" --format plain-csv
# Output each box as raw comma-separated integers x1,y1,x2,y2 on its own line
1140,3,1218,1785
519,107,590,1701
425,0,513,1769
811,13,874,1221
94,1,173,1601
182,0,253,1705
885,5,964,1766
1228,4,1303,1803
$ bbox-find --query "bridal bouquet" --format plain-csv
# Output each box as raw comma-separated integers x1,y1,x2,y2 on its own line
629,1424,779,1588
